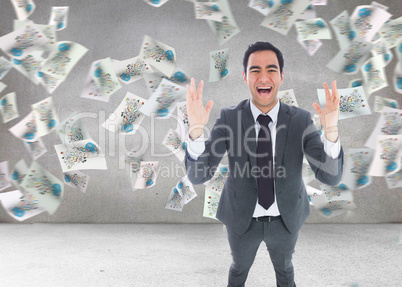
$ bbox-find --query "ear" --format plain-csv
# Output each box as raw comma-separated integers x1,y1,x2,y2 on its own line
280,70,284,85
243,71,247,85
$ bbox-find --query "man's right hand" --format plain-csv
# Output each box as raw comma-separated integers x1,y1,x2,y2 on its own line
186,78,214,140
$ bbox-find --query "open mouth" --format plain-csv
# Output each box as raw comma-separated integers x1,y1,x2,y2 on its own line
257,87,272,95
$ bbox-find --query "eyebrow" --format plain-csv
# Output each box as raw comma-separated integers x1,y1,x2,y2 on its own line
248,64,279,71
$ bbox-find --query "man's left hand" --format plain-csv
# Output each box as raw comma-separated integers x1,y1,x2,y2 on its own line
312,81,340,142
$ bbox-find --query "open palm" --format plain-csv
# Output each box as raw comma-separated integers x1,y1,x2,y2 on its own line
313,81,340,129
186,78,214,139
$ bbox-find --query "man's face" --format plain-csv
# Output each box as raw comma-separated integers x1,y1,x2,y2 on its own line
243,50,284,114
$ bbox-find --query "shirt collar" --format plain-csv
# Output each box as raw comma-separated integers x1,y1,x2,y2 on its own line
249,99,280,125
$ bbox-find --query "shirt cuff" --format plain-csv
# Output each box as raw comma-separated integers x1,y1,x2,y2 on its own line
322,135,341,159
187,133,206,160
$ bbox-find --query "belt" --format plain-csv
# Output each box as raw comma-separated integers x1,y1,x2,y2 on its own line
253,215,281,222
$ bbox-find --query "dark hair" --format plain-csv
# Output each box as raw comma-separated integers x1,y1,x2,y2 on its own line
243,42,284,75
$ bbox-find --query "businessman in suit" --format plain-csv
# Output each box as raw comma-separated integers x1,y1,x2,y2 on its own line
185,42,343,287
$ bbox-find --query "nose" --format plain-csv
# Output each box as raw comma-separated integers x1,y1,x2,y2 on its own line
258,71,271,82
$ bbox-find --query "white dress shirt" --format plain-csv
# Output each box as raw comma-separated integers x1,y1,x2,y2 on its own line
187,99,341,217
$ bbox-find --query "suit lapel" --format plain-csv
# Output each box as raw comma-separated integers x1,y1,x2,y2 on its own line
241,100,257,171
275,102,291,167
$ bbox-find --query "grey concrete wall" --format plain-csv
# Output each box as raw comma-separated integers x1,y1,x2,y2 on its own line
0,0,401,223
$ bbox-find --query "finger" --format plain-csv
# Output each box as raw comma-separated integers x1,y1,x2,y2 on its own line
331,80,339,104
196,80,204,101
312,102,322,115
191,78,196,101
186,84,191,103
205,100,214,114
323,82,331,103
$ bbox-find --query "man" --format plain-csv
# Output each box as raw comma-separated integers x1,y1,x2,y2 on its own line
185,42,343,287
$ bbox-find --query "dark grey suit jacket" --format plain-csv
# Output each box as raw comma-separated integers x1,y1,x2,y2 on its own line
186,99,344,235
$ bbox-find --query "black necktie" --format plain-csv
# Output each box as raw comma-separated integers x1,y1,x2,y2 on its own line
257,114,274,210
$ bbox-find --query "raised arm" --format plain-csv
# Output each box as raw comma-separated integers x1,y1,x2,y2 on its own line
186,78,214,140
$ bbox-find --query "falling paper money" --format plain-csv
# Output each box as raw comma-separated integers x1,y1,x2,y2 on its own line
40,41,88,81
298,4,316,21
260,0,311,36
0,161,12,192
297,37,322,56
143,68,189,95
338,148,374,190
0,21,48,59
330,10,356,51
134,161,159,189
162,128,187,161
203,189,220,220
370,38,393,67
31,96,59,138
81,57,122,102
326,40,372,75
10,0,36,20
209,48,230,82
124,151,141,191
195,2,223,21
385,169,402,189
113,56,154,84
63,170,90,193
365,107,402,150
9,159,28,190
54,139,107,173
310,185,355,218
278,89,298,107
9,111,38,142
175,101,190,142
295,18,332,41
206,0,240,45
23,138,47,160
21,161,64,215
37,71,63,94
0,57,13,80
377,16,402,49
57,112,92,144
205,164,229,196
350,5,391,43
0,92,19,123
139,35,176,77
248,0,275,17
102,92,146,135
373,96,399,113
140,78,186,119
0,190,46,221
361,55,388,94
368,135,402,177
12,51,44,85
14,20,58,52
317,86,371,120
165,184,185,212
49,6,69,31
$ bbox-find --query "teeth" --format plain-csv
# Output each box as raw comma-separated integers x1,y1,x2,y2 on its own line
257,87,272,93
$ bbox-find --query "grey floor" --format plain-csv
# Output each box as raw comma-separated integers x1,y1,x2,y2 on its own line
0,224,400,287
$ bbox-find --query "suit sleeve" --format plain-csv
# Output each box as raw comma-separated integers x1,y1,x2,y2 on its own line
302,112,344,186
185,109,228,185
